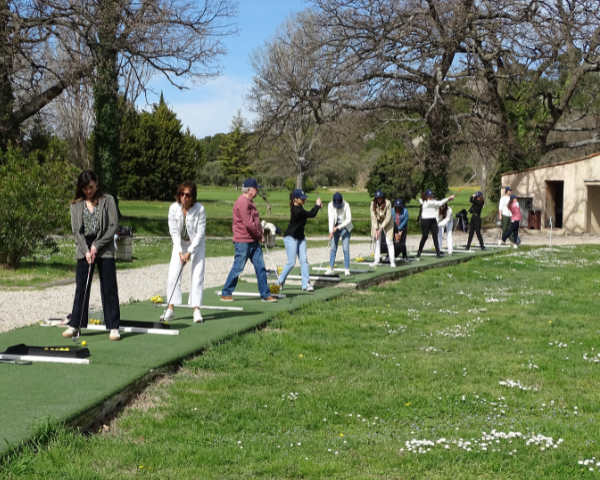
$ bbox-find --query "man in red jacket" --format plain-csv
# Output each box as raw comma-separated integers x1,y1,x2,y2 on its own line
221,179,278,302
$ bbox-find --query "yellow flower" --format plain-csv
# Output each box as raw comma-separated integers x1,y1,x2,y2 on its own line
299,354,303,357
549,321,552,324
406,402,411,406
340,433,344,436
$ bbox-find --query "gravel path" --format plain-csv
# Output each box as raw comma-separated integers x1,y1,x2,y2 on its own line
1,231,598,334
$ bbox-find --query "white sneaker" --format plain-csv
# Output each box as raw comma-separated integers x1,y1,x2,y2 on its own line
193,309,203,323
324,267,335,276
62,327,79,338
344,269,351,276
513,244,518,249
498,239,502,246
303,282,314,292
390,262,396,268
160,308,174,322
369,262,380,268
109,329,120,341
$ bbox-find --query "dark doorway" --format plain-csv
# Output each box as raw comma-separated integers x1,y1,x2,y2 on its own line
546,181,564,228
587,185,600,233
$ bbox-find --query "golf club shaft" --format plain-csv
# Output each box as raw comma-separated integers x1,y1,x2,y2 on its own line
74,262,93,341
166,262,186,307
263,242,278,273
454,173,477,195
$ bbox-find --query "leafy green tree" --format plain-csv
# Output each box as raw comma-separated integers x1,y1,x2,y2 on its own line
218,112,252,189
366,147,422,204
118,95,198,200
0,146,76,268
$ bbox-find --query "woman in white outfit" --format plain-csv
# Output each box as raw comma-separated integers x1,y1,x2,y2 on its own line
325,192,353,276
437,203,453,254
160,181,207,324
416,189,455,260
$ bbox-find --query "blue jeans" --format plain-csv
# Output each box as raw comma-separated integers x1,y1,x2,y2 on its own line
278,236,309,289
330,228,351,269
222,241,271,299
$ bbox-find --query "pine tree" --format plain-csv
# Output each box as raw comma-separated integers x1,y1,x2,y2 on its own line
218,111,252,189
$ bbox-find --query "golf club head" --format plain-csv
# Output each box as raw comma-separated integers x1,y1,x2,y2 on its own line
72,330,80,342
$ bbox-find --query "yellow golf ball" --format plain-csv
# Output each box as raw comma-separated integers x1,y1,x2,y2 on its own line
81,341,87,346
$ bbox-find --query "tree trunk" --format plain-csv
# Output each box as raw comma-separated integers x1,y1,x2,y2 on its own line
93,0,120,200
296,169,303,190
0,0,18,149
422,102,452,197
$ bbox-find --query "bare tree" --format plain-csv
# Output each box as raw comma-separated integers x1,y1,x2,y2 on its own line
247,10,350,189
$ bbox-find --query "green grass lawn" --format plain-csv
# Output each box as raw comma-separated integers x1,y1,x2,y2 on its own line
2,245,599,479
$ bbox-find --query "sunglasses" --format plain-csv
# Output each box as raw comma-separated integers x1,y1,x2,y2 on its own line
180,192,191,198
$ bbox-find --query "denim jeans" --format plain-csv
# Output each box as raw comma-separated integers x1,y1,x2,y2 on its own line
222,241,270,299
278,236,309,289
330,228,351,269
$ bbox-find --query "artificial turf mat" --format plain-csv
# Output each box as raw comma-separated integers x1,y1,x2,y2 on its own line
0,247,500,457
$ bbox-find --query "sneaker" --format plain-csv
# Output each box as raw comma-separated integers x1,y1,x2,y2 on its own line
497,239,502,246
447,251,453,255
262,296,278,303
481,246,486,251
160,308,174,322
109,329,120,341
436,254,443,259
193,309,203,323
401,258,411,263
414,253,421,262
437,251,445,256
220,296,234,302
62,326,79,338
303,282,314,292
513,244,518,249
369,262,380,268
390,262,397,268
344,269,351,276
278,284,284,292
324,267,335,276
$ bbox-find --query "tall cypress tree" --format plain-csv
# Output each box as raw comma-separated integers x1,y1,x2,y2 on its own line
218,112,251,189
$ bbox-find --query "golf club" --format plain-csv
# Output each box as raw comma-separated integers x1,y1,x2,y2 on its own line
454,173,477,195
162,261,186,321
263,242,279,274
319,241,330,273
73,262,93,342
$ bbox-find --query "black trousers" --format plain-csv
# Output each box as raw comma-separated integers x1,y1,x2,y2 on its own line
418,218,440,254
502,220,520,244
70,236,120,330
467,215,485,249
381,227,408,259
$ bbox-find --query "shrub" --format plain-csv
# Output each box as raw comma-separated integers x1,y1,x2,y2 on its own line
366,147,422,204
284,177,315,192
0,146,76,269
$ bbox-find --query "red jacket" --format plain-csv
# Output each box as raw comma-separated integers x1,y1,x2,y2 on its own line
232,194,263,243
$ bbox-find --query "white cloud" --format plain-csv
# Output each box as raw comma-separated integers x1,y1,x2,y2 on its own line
167,75,256,138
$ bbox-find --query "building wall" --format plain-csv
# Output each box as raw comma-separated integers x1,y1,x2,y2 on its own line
502,155,600,233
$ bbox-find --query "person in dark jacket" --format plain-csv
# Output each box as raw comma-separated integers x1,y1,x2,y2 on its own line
380,199,410,263
277,189,322,292
466,191,485,251
63,170,121,341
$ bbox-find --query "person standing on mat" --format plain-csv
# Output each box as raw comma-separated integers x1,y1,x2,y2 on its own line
498,186,515,244
63,170,121,341
466,191,485,251
160,181,207,324
501,195,522,249
392,198,409,263
325,192,353,276
370,190,395,267
221,179,278,303
415,190,455,260
437,203,453,255
278,189,323,292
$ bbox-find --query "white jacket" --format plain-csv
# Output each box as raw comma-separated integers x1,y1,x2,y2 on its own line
438,206,453,227
168,201,207,255
328,201,353,233
420,198,451,220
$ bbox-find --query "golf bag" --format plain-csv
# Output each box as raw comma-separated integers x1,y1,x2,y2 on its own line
456,209,469,233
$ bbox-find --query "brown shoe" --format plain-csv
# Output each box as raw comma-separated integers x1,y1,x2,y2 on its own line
262,296,278,303
220,296,234,302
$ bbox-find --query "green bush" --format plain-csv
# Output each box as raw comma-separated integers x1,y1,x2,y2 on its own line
0,147,76,269
366,147,422,204
284,177,315,192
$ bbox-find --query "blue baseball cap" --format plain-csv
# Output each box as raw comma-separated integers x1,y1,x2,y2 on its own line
243,178,262,189
425,189,434,197
374,190,384,198
505,186,512,192
332,192,344,208
475,191,483,197
510,194,517,200
291,188,308,200
394,199,404,208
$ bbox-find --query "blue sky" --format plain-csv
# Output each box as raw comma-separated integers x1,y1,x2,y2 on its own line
140,0,306,139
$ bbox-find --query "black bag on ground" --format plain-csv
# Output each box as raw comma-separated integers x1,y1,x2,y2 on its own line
456,209,469,233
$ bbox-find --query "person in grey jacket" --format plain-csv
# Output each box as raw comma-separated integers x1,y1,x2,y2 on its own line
63,170,121,341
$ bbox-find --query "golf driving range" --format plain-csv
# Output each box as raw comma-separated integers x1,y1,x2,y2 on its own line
1,244,600,479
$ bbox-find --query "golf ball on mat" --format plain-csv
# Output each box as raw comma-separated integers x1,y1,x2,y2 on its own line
81,341,87,346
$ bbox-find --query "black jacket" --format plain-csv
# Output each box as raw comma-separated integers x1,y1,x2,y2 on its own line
469,197,485,216
284,204,321,240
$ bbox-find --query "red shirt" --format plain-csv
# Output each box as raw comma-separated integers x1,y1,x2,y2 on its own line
232,194,263,243
509,202,522,222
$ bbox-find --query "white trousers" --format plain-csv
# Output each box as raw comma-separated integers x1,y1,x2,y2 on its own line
166,239,205,307
373,231,395,266
438,222,453,253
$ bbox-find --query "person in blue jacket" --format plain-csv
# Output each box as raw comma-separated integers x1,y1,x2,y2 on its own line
392,199,409,263
381,198,410,263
